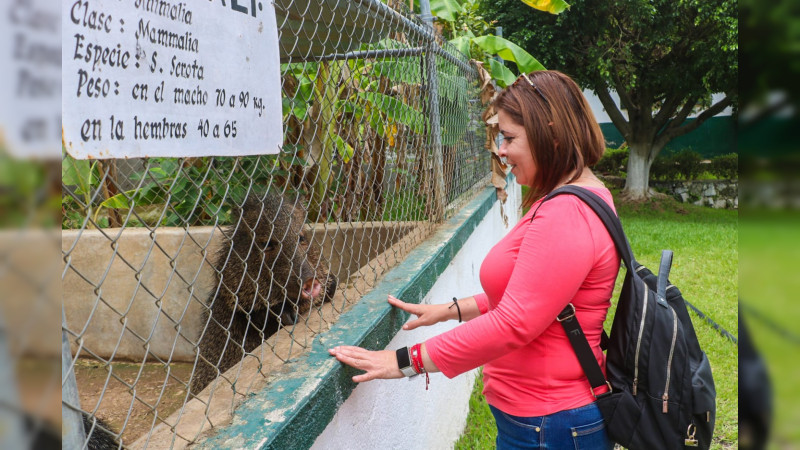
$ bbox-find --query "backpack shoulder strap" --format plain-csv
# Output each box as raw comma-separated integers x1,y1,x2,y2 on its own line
538,186,633,395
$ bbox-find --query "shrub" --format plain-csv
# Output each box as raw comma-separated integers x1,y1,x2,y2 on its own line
709,153,738,179
649,154,678,181
594,147,629,177
671,149,704,180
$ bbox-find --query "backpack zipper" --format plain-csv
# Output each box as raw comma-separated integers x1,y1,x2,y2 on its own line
632,289,649,396
663,305,679,413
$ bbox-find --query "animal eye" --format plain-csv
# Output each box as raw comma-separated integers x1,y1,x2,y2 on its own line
298,235,307,244
266,240,278,250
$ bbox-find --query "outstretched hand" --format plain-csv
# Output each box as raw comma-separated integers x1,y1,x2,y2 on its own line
328,346,402,382
387,295,448,330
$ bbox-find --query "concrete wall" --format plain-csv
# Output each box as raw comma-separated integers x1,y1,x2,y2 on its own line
62,222,419,362
196,179,522,450
310,181,522,450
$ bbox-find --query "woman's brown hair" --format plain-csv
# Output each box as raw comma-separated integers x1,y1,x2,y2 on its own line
493,70,606,208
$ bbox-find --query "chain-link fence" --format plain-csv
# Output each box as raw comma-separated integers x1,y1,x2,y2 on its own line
61,0,490,447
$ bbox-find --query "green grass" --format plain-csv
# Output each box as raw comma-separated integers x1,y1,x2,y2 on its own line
455,190,738,449
739,210,800,449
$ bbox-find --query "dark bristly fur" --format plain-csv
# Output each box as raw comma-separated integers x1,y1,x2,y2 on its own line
191,194,337,394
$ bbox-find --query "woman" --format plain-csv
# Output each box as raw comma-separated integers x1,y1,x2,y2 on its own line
329,70,619,449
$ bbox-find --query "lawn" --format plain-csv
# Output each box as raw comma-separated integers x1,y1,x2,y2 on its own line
455,190,739,449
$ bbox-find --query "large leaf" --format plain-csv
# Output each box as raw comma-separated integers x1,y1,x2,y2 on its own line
332,134,354,163
62,155,96,196
519,0,570,14
99,193,131,210
367,107,386,137
430,0,464,22
337,100,364,117
449,36,472,59
358,92,425,134
489,58,518,88
372,60,423,85
438,71,469,103
473,35,546,74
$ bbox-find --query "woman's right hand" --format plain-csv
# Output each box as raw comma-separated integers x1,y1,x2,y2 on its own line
387,295,450,330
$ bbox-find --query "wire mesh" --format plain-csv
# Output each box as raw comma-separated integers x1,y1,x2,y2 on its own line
61,1,489,447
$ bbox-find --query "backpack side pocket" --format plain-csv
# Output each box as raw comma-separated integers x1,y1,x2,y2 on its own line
690,352,716,448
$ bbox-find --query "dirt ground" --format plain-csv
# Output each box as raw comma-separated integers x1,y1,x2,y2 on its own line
73,358,195,444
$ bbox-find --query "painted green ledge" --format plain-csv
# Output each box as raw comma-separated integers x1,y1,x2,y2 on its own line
198,184,501,450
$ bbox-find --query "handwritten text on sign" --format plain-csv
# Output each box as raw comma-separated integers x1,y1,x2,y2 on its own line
62,0,282,159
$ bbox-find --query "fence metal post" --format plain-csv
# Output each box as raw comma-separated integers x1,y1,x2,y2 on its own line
495,26,504,63
62,308,87,448
419,0,447,221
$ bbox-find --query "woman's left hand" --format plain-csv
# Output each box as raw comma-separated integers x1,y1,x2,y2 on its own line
328,346,403,383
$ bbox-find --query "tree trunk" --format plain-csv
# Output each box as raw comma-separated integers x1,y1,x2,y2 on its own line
623,142,653,200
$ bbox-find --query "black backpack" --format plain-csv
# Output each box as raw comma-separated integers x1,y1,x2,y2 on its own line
543,186,716,450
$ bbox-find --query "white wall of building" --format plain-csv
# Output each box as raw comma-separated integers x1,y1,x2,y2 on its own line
311,180,523,450
583,90,733,124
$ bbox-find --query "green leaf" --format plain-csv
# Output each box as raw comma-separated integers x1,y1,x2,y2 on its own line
489,58,518,88
337,100,365,118
430,0,464,22
372,60,423,85
99,193,131,210
358,92,425,134
367,108,386,137
438,71,469,103
333,135,354,163
473,35,546,73
284,96,310,121
449,36,472,58
519,0,570,15
61,155,96,196
136,183,164,205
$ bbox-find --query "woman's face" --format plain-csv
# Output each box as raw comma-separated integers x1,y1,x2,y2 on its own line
497,109,535,186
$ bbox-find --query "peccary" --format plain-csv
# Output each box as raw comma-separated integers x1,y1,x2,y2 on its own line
191,194,337,394
28,413,119,450
82,415,120,450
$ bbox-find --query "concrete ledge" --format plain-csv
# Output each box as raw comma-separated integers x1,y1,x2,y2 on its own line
196,184,502,450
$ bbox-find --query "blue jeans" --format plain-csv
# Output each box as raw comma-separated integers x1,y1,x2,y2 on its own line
490,402,614,450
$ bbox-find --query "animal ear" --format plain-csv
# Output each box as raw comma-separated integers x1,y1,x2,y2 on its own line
234,195,258,220
241,195,261,212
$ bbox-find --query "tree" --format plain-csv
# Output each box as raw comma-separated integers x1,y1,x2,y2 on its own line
481,0,737,199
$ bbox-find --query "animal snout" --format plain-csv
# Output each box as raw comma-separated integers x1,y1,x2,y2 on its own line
301,277,322,300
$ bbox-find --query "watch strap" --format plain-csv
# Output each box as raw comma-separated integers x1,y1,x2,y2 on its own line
396,347,418,377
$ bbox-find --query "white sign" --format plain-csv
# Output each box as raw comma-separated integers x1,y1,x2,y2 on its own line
0,0,61,160
62,0,282,159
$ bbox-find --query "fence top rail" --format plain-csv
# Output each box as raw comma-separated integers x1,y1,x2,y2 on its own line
282,46,476,77
275,0,475,76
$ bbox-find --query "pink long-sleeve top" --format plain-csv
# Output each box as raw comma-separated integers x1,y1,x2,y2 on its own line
426,186,619,417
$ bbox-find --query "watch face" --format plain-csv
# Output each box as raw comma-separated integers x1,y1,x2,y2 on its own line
396,347,412,370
